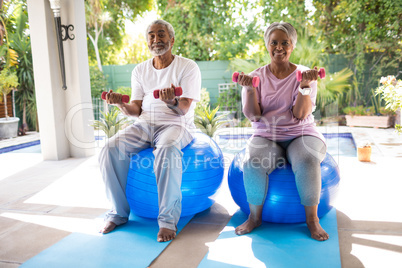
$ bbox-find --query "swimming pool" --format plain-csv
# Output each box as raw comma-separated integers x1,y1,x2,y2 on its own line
216,133,357,157
0,140,41,154
0,133,357,158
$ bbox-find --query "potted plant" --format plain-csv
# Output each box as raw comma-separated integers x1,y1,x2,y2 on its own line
0,12,20,139
194,105,227,137
90,108,132,138
0,67,19,139
357,142,372,162
343,105,395,128
375,75,402,133
343,86,396,129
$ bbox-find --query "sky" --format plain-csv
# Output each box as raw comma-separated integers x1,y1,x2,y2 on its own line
125,10,158,39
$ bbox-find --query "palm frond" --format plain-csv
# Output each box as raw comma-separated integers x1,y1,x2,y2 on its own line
90,109,132,138
316,68,353,112
194,105,227,137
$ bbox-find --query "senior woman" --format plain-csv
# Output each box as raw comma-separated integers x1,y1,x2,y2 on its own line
235,22,328,241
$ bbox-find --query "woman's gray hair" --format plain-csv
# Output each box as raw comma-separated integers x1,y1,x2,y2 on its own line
146,20,175,40
264,22,297,49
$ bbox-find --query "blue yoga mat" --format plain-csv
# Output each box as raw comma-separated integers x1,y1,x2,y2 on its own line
199,208,341,268
21,213,193,268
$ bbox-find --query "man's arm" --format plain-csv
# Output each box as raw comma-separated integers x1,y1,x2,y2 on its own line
159,84,193,115
105,90,142,117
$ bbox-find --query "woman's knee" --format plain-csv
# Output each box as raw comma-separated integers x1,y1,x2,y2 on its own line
243,155,278,172
298,153,320,166
246,139,278,163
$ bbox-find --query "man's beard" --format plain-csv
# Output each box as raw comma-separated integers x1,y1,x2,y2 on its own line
150,41,171,56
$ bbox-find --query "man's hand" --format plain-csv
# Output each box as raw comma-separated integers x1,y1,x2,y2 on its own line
159,84,177,106
105,90,124,105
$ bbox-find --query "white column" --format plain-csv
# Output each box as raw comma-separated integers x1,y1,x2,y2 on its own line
27,0,95,160
61,0,95,158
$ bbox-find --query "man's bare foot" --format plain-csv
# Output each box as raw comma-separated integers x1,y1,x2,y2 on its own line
157,228,176,242
100,221,117,234
306,218,329,241
235,218,262,235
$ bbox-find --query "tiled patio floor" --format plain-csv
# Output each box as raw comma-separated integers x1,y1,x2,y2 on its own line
0,126,401,267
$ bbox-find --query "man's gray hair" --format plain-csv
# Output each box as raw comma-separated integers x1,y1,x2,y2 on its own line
264,22,297,49
146,19,175,40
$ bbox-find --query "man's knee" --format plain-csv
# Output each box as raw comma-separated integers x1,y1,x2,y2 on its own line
99,138,131,165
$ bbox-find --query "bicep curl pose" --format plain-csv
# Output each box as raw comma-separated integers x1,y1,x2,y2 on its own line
99,19,201,242
232,22,329,241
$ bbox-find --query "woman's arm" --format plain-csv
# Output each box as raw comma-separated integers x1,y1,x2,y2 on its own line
292,67,318,120
292,94,313,120
238,73,262,122
242,87,261,121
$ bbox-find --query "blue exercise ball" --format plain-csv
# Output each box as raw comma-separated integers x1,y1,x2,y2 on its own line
126,132,225,219
228,148,340,223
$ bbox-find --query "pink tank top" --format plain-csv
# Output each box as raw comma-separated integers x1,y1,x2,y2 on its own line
244,64,325,143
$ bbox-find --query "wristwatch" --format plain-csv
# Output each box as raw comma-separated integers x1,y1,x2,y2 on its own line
298,87,312,96
168,97,179,109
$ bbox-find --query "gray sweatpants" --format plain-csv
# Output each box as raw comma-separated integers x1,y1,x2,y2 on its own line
243,135,326,206
98,121,193,231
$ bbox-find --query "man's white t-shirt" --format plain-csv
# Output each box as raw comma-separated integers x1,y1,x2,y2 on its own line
131,55,201,128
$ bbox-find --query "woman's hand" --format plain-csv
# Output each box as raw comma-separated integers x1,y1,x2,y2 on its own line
237,72,256,89
300,67,318,88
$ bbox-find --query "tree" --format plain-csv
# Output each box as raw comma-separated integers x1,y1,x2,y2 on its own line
0,0,4,46
0,2,19,120
85,0,153,68
156,0,260,61
260,0,310,31
312,0,402,106
114,31,151,64
86,0,110,72
8,2,37,131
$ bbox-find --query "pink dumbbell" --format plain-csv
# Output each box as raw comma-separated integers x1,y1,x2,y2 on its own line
102,91,130,103
296,68,326,82
153,87,183,99
232,72,260,88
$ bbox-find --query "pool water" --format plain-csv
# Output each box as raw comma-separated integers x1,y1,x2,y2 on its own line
1,133,357,158
217,133,357,157
323,133,356,158
0,136,105,154
0,140,41,154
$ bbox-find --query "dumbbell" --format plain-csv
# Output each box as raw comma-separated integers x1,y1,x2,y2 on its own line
232,72,260,88
153,87,183,99
296,68,326,82
101,91,130,103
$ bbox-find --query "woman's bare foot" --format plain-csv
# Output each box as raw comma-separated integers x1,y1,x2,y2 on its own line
306,218,329,241
235,217,262,235
157,228,176,242
100,221,117,234
235,204,264,235
304,205,329,241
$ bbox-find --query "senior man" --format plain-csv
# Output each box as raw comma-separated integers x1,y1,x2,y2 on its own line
99,19,201,242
